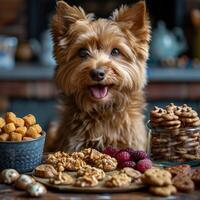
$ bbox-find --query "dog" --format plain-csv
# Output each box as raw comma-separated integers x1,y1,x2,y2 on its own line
47,0,151,152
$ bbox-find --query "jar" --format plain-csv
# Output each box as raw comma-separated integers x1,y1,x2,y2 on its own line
147,122,200,166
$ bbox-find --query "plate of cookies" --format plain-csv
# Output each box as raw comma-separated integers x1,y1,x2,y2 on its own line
33,148,146,193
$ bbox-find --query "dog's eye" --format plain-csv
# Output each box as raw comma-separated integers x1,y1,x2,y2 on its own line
79,48,89,58
111,48,120,56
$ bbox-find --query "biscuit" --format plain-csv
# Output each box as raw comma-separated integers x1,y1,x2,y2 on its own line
74,176,98,187
121,167,141,180
50,172,74,185
0,133,9,141
0,118,5,128
14,117,25,127
165,103,177,112
149,185,177,196
93,154,118,171
26,127,41,138
105,173,131,187
10,132,22,141
165,165,191,177
31,124,42,134
65,157,87,171
172,174,194,192
77,165,105,180
142,168,172,186
23,114,36,126
16,127,27,136
3,123,15,133
191,168,200,185
5,112,16,123
34,164,58,178
162,112,179,121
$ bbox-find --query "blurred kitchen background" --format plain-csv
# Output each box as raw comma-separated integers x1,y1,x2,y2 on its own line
0,0,200,131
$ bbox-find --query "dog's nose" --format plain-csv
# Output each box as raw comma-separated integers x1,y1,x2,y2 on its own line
90,68,105,81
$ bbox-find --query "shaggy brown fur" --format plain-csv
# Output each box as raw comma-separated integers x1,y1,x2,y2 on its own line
47,0,151,152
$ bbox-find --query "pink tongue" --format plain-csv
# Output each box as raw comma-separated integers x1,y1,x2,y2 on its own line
90,85,108,99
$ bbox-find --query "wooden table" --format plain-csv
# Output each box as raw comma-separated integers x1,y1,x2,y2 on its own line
1,184,200,200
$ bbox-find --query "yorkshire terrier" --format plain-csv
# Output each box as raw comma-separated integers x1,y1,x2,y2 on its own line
47,0,151,152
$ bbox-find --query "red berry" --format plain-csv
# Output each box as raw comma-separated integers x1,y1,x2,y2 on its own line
119,161,136,169
122,148,135,155
115,151,131,163
136,159,152,173
103,147,118,157
131,150,148,162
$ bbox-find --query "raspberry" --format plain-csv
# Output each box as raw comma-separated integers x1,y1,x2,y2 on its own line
119,161,136,169
103,147,118,157
136,159,152,173
122,148,135,155
131,150,148,162
115,151,131,163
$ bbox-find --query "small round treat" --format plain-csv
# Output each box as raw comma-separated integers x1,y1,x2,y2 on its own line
191,168,200,185
77,165,105,180
172,174,194,193
27,182,47,197
23,114,36,126
10,132,22,141
74,176,98,187
14,117,25,127
1,169,20,184
149,185,177,197
15,126,27,136
5,112,16,123
34,164,58,178
15,174,35,190
4,123,16,133
121,167,142,180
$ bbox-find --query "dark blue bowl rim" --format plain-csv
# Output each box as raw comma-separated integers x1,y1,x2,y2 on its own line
0,131,46,144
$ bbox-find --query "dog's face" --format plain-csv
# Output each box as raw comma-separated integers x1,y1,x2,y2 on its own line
52,1,150,112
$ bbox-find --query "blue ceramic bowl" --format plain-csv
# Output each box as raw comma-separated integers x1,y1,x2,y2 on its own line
0,132,46,173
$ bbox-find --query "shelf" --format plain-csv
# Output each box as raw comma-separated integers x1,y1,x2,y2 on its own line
0,63,200,82
147,67,200,82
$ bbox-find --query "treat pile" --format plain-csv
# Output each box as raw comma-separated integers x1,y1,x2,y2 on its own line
34,148,145,188
142,165,200,196
149,103,200,162
0,112,43,141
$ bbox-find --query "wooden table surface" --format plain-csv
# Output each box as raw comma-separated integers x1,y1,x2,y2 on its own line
1,184,200,200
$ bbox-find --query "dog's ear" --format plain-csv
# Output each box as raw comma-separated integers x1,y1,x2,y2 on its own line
111,1,150,37
51,1,88,42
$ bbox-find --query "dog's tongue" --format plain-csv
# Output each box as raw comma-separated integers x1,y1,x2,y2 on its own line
89,85,108,99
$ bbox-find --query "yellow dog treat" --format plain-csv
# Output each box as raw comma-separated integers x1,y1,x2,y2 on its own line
4,123,16,133
5,112,16,123
14,117,25,127
0,117,5,128
10,132,22,141
23,114,36,126
31,124,42,134
16,127,27,136
0,133,9,141
26,127,41,138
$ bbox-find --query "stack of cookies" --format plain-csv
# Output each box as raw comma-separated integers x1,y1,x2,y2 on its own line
142,168,177,196
149,103,200,162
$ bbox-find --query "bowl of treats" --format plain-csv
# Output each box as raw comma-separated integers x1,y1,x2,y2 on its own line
148,103,200,166
0,112,46,172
